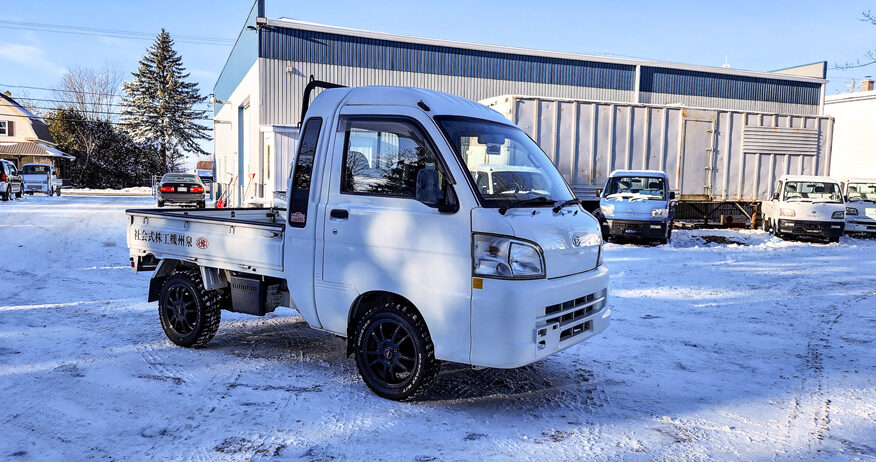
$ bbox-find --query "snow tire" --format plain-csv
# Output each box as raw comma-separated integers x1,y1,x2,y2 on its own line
353,302,441,401
158,268,221,348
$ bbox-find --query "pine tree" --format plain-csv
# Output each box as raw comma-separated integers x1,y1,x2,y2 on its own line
121,29,209,173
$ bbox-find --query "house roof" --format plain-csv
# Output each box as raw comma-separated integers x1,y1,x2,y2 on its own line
0,141,74,159
0,92,56,145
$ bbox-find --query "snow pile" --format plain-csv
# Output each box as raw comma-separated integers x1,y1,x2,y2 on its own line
0,197,874,460
64,186,154,196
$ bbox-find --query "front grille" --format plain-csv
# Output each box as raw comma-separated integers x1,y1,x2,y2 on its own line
537,289,607,343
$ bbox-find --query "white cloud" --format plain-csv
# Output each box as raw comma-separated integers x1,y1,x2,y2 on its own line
0,43,66,76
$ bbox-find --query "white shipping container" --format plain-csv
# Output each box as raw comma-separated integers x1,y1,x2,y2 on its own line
481,95,834,202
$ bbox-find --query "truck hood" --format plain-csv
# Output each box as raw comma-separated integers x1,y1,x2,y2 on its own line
847,201,876,221
601,197,667,221
471,206,602,278
784,201,844,221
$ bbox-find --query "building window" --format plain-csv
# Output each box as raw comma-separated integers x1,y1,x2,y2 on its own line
0,121,7,136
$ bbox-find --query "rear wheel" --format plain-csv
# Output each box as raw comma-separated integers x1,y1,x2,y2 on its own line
197,201,205,208
158,268,221,348
353,302,441,401
2,187,9,201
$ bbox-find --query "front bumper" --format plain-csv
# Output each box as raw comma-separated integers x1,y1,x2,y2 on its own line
845,218,876,234
25,183,49,193
778,219,844,237
603,218,668,239
470,265,610,368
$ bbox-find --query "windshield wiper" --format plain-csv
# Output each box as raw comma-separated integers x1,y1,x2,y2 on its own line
552,198,581,213
498,197,555,215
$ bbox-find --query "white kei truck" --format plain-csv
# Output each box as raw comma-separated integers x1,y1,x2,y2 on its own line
841,178,876,235
761,175,845,243
21,163,63,196
126,84,610,400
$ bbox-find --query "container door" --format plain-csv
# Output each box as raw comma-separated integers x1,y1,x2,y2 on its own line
680,119,713,200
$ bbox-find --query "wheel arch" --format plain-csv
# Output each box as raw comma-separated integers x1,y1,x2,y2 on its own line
345,290,428,356
147,259,200,302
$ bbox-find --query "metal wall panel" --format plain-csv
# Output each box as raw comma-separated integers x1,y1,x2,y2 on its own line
259,27,636,90
639,67,821,105
483,95,834,202
641,91,820,116
259,59,635,126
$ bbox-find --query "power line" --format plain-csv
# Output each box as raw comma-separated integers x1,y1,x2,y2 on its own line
0,83,213,109
0,111,214,126
17,104,214,120
8,94,212,110
0,20,234,46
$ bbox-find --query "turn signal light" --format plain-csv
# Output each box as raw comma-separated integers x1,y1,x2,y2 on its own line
159,186,174,192
190,186,204,193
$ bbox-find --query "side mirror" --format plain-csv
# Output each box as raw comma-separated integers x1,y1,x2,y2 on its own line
669,191,676,200
596,188,602,197
772,192,779,201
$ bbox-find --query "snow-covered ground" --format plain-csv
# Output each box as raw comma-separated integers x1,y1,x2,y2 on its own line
0,195,874,461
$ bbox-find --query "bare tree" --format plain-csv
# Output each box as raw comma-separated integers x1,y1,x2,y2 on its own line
54,64,123,121
52,65,122,184
833,11,876,70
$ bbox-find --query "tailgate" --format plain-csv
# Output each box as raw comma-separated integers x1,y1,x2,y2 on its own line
127,211,285,273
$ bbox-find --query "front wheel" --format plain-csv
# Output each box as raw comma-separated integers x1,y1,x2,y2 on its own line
55,188,62,197
197,201,205,208
157,200,164,207
354,302,441,401
15,188,22,198
158,269,221,348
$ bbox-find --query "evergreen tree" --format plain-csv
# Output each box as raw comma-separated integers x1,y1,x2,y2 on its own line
121,29,209,173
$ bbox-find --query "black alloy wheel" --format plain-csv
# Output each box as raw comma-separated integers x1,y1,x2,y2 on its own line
158,269,221,348
354,303,440,401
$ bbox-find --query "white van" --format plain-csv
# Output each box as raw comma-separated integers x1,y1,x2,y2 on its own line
842,178,876,235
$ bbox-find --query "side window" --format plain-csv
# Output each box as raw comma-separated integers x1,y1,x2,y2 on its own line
288,117,323,227
340,118,441,198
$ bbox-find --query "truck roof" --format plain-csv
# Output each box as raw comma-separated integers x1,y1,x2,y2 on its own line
314,86,511,125
779,174,840,183
608,169,668,178
842,177,876,183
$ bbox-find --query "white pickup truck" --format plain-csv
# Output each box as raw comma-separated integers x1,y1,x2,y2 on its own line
21,163,63,196
126,85,610,400
761,175,845,242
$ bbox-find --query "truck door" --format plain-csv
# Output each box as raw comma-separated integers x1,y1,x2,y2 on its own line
282,117,326,328
315,106,472,361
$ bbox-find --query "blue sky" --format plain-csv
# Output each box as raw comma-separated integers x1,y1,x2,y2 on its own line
1,0,874,153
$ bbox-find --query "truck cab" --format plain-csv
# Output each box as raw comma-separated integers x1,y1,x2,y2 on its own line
842,178,876,235
126,86,610,400
761,175,845,242
596,170,674,244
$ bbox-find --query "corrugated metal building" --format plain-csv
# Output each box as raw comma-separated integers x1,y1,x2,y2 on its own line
213,1,829,207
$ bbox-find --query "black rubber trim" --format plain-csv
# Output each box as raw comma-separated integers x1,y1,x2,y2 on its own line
125,207,286,229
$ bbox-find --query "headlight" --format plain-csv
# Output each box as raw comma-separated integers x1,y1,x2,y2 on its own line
473,234,545,279
600,205,614,217
651,208,668,218
780,208,796,217
832,211,844,219
846,207,858,216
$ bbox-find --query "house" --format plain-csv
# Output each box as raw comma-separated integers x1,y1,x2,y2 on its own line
0,91,74,171
823,79,876,179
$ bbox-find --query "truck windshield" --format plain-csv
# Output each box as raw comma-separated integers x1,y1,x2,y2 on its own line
603,176,665,200
436,117,573,208
846,182,876,201
783,181,842,202
21,165,50,174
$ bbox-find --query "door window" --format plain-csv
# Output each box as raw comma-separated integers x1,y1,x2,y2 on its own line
288,118,323,227
339,118,443,198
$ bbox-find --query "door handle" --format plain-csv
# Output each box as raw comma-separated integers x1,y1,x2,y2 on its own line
330,209,349,220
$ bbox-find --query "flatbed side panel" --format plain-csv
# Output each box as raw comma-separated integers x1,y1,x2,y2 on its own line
127,212,285,273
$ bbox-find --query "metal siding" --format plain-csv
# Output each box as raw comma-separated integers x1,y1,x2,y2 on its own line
499,96,833,202
259,27,635,90
640,66,821,106
259,59,636,125
640,91,819,115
